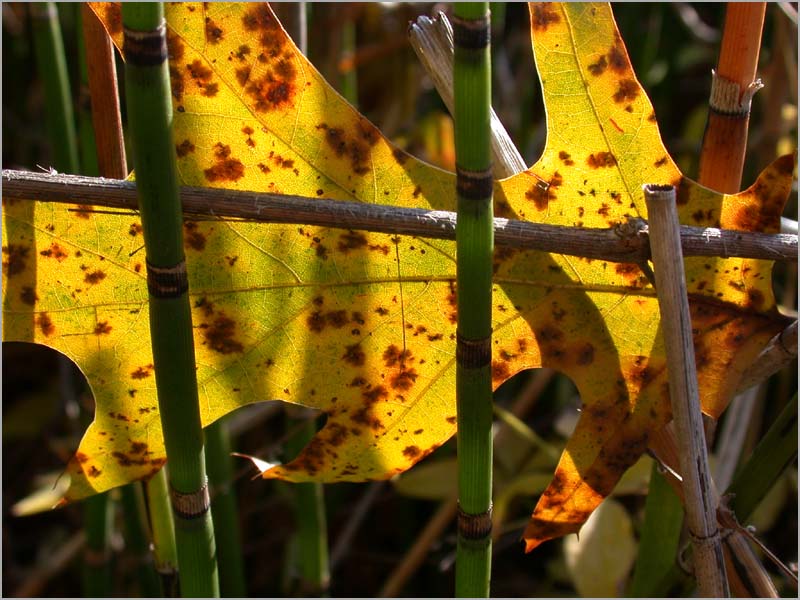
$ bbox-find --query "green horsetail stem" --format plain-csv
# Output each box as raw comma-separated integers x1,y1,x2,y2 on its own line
727,393,797,522
30,2,79,174
121,3,219,596
32,4,116,595
119,484,163,597
146,468,179,596
205,419,248,597
453,3,493,597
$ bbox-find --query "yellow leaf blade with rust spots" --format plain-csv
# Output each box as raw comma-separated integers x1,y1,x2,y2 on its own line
1,1,792,554
511,2,793,552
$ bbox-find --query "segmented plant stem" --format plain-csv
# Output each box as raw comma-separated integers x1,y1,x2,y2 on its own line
697,3,766,192
146,468,179,596
453,3,493,597
205,418,248,597
119,484,163,597
121,3,219,596
30,2,79,174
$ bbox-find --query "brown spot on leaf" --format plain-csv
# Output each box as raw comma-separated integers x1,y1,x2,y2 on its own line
94,321,112,335
383,344,413,367
629,356,656,387
84,270,107,285
576,342,595,365
492,361,510,381
88,465,102,478
235,65,252,87
525,172,562,211
390,367,418,391
392,148,408,165
130,441,149,455
186,59,213,87
39,242,68,261
242,4,280,32
131,364,154,379
587,152,617,168
328,310,348,328
607,42,628,73
176,139,195,158
205,17,223,44
746,289,765,309
37,312,55,336
614,263,644,286
181,222,206,250
318,121,375,176
588,55,607,76
203,314,244,354
613,79,639,103
558,150,574,165
20,286,37,306
403,445,421,459
204,154,245,182
3,244,30,276
244,70,295,112
337,231,368,253
532,3,560,30
653,156,668,168
343,343,365,366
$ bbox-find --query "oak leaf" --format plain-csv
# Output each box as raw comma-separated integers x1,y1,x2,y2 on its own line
1,2,793,553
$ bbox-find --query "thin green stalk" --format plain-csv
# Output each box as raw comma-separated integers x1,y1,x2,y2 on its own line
121,3,218,596
34,8,113,594
29,2,79,174
119,484,163,597
453,3,493,597
627,464,685,597
146,468,179,596
205,418,247,597
727,393,797,522
81,492,115,597
283,413,330,596
75,5,100,177
340,16,358,105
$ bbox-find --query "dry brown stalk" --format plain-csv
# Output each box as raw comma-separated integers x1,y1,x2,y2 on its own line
3,169,797,266
645,184,729,597
80,4,126,180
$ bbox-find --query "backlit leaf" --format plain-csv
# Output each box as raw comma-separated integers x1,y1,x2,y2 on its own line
1,2,793,553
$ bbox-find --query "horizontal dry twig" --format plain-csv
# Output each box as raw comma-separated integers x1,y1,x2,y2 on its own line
2,169,797,264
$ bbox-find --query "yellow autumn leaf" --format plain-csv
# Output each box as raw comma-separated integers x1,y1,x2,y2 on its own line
1,2,793,557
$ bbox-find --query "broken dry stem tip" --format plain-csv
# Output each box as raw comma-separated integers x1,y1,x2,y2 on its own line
644,184,730,597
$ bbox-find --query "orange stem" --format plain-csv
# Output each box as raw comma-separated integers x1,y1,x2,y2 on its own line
81,4,127,180
697,2,766,193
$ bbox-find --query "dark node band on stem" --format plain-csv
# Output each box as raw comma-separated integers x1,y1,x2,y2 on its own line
169,479,211,520
123,21,168,67
456,166,493,201
457,502,493,540
146,259,189,298
456,331,491,369
452,13,490,51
